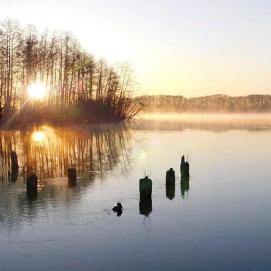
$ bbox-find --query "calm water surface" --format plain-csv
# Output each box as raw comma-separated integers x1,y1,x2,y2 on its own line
1,114,271,271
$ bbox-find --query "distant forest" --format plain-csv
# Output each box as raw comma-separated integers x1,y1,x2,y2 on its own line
135,94,271,113
0,20,139,125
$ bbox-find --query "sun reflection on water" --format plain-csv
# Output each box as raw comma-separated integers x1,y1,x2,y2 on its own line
32,131,46,143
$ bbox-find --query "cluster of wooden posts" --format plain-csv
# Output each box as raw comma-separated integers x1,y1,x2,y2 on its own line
139,155,190,199
139,156,190,216
9,150,190,211
7,165,85,199
26,168,77,200
8,150,78,200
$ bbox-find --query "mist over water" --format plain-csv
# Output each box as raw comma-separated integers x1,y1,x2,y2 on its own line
1,114,271,271
137,113,271,130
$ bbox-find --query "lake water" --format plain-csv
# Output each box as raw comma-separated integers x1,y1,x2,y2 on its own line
1,114,271,271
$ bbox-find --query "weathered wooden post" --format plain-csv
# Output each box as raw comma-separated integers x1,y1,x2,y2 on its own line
9,151,19,182
180,155,190,178
166,168,175,200
139,176,152,200
26,174,38,199
11,151,19,172
139,176,152,216
10,151,19,171
166,168,175,185
68,168,77,187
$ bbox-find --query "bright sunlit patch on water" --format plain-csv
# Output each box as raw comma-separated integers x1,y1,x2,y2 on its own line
28,81,47,100
30,126,59,153
137,150,147,160
131,145,147,160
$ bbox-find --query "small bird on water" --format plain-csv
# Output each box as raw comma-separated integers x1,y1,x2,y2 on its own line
112,202,123,216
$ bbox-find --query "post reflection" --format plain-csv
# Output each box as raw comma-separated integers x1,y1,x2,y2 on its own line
181,177,190,199
8,170,18,183
139,199,152,217
166,183,175,200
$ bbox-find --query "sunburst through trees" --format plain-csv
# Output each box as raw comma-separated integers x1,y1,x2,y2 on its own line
0,20,140,125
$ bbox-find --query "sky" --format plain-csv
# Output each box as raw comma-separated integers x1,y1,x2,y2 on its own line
1,0,271,97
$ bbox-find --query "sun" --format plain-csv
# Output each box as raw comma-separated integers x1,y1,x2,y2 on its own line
28,81,47,100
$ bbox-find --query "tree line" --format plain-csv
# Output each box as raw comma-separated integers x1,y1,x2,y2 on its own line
136,94,271,112
0,20,140,124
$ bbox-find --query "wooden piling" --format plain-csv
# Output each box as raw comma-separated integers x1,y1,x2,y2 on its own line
166,168,175,185
26,174,38,199
11,151,19,172
180,156,190,178
139,176,152,200
68,168,77,187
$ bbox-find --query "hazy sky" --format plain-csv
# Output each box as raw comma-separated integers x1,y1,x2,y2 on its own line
1,0,271,97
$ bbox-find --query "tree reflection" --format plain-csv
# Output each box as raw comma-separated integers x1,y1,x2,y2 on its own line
0,124,132,227
0,124,132,181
